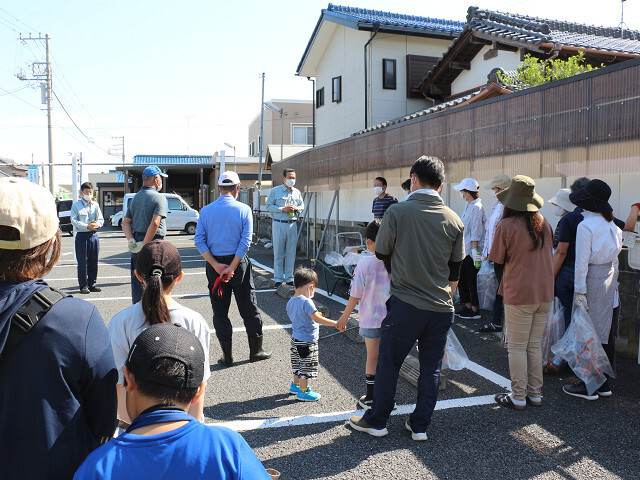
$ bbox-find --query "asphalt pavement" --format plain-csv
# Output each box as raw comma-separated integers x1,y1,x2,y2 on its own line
47,227,640,480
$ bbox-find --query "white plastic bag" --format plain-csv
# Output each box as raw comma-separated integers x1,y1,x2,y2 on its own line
476,261,498,310
324,251,343,266
551,303,614,395
541,298,565,366
441,328,469,371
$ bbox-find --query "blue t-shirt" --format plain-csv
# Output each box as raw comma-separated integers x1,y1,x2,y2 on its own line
286,295,318,342
74,413,271,480
372,194,398,219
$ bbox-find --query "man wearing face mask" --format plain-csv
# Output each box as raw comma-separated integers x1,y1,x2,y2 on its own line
71,182,104,294
548,188,574,249
372,177,398,218
266,168,304,287
195,170,271,366
122,166,168,304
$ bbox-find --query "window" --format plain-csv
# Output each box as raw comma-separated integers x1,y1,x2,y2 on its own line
292,124,314,145
316,87,324,108
383,59,397,90
406,54,439,98
332,76,342,103
167,198,184,211
249,140,256,156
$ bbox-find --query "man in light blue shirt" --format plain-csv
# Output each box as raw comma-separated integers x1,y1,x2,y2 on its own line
195,170,271,367
266,168,304,286
70,182,104,294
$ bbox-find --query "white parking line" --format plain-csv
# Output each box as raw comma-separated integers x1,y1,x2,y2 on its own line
82,289,278,302
54,259,206,268
45,271,206,282
249,258,350,307
208,395,498,432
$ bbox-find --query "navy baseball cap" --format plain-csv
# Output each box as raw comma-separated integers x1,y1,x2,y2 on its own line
142,165,168,178
125,323,204,389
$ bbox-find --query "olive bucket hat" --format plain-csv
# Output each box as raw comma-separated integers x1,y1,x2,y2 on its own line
496,175,544,212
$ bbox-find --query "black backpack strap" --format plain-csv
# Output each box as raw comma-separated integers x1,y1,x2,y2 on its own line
1,287,67,362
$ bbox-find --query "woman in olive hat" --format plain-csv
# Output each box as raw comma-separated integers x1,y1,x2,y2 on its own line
562,179,622,400
488,175,554,410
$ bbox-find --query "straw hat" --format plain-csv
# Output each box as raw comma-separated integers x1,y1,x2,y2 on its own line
496,175,544,212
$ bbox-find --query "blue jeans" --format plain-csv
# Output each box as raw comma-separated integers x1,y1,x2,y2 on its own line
363,296,453,433
272,220,298,283
555,264,574,329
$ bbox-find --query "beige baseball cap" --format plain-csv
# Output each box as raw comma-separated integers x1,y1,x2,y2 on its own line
483,174,511,190
0,178,59,250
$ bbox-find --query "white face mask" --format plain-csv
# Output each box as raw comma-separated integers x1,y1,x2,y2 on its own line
374,186,384,196
552,205,566,217
307,286,315,298
82,194,92,202
285,178,295,188
459,192,465,199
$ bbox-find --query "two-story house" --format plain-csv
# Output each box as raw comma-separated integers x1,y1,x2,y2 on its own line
296,3,464,145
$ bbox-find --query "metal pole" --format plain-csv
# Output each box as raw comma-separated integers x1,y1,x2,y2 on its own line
335,190,340,252
280,109,283,164
297,192,310,241
257,73,265,241
45,34,54,194
317,190,338,256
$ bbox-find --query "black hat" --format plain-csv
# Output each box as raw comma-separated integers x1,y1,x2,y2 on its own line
135,240,182,281
125,323,204,389
569,179,613,213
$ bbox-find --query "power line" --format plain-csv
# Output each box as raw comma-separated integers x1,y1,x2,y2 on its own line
52,89,95,144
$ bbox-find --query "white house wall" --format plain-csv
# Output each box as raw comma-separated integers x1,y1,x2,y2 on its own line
450,46,522,96
314,26,454,145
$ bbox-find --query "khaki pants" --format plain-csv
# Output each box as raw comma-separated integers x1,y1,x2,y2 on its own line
504,302,551,402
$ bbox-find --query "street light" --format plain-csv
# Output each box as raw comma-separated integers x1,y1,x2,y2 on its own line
223,142,236,171
263,101,284,165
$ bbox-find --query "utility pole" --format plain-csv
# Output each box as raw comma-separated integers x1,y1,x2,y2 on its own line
17,34,54,194
111,136,125,164
258,73,265,198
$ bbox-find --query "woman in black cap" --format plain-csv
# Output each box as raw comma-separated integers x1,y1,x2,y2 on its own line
488,175,554,410
562,179,622,400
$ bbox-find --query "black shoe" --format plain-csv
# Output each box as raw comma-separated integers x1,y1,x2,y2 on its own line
286,281,294,286
457,307,481,320
274,282,283,288
479,322,502,332
248,336,272,362
563,382,598,400
80,286,90,294
89,286,102,292
597,380,612,397
357,395,373,410
218,340,233,367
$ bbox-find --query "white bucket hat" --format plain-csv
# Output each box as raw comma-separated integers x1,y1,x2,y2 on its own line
548,188,574,213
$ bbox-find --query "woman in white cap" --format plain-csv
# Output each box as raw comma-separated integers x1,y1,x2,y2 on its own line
0,178,117,478
453,177,486,320
478,174,511,332
562,179,622,400
489,175,554,410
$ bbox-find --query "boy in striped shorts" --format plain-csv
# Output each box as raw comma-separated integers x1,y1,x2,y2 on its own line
286,267,343,401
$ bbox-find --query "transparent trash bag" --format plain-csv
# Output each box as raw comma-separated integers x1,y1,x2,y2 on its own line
324,251,343,266
441,328,469,371
476,260,498,310
551,303,615,395
541,298,565,366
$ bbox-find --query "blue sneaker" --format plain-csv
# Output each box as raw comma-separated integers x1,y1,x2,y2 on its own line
297,387,321,402
289,382,301,395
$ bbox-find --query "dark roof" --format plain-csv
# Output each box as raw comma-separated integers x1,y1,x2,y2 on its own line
466,8,640,53
132,155,214,164
297,4,463,74
419,6,640,100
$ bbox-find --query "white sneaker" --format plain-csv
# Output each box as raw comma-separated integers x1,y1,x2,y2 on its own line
405,419,428,441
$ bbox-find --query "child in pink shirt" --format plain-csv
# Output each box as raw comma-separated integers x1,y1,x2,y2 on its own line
338,219,391,409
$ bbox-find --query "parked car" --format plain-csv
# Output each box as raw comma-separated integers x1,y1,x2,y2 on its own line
110,193,199,235
57,199,74,236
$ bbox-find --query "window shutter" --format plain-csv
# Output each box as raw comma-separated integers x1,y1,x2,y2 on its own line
406,55,439,98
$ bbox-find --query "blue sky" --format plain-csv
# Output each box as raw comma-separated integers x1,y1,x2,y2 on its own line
1,0,638,182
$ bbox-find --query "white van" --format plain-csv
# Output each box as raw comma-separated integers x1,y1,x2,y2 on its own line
110,193,199,235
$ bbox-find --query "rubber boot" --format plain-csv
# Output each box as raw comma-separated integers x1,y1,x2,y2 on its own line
248,336,272,362
218,340,233,367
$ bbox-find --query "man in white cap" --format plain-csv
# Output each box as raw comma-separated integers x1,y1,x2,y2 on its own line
195,171,272,366
266,168,304,287
453,177,485,320
122,165,168,303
